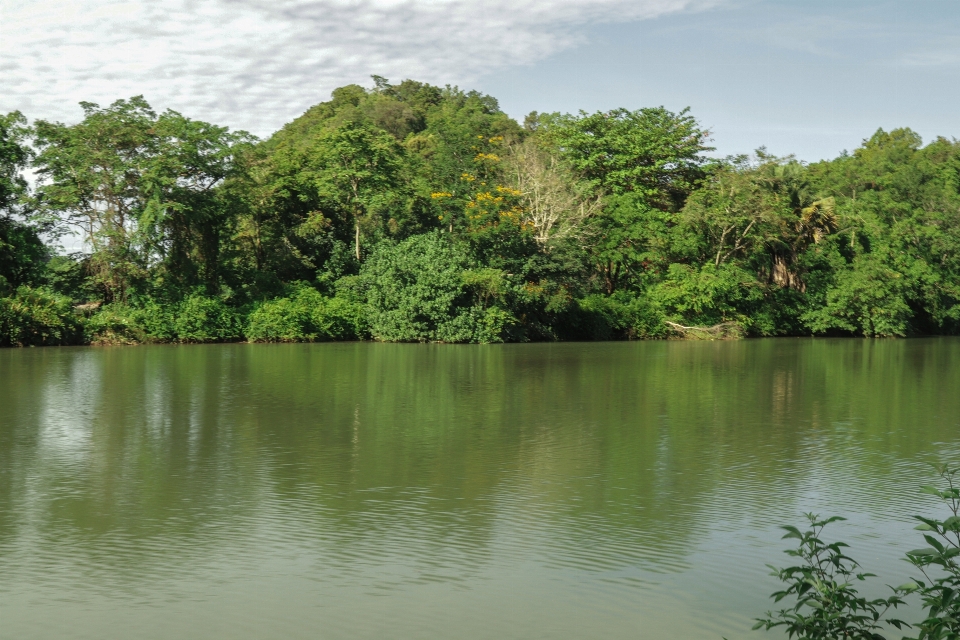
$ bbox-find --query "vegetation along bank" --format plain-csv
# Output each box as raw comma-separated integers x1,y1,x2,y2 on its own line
2,78,959,346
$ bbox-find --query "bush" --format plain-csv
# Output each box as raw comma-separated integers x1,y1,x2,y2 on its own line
576,293,666,340
0,286,83,346
246,285,366,342
84,304,147,345
755,514,910,638
651,262,761,329
361,233,471,342
360,232,517,343
173,294,242,343
802,256,913,337
87,295,239,344
751,465,960,639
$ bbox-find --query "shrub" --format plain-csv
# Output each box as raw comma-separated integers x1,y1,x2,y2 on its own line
651,262,760,329
0,286,83,346
84,304,147,345
361,233,472,342
173,294,242,343
85,299,176,345
360,232,517,343
576,293,666,340
246,285,366,342
755,514,910,639
802,256,913,337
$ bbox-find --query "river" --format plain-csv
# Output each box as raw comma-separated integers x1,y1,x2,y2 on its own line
1,339,958,638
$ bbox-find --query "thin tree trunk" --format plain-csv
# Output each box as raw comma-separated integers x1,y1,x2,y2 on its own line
355,219,361,260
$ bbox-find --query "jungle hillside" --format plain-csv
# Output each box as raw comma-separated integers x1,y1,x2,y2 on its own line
2,78,958,346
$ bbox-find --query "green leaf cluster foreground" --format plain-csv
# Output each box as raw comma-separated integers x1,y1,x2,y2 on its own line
752,466,960,639
3,80,960,345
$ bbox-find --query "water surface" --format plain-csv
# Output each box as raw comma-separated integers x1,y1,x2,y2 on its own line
1,339,959,639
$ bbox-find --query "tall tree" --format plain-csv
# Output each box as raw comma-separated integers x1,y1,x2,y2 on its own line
545,107,712,210
299,120,406,260
33,97,249,301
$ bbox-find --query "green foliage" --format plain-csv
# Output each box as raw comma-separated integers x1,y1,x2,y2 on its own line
86,295,240,344
0,286,82,347
652,262,760,330
43,255,90,302
544,106,711,209
803,256,913,337
7,80,960,347
173,293,242,343
32,97,252,302
0,217,48,291
755,514,910,639
905,465,960,639
576,293,666,339
246,284,366,342
84,300,174,344
84,304,150,345
749,466,960,639
361,232,517,343
0,111,30,212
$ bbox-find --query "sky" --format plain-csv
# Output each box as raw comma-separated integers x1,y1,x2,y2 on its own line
2,0,959,161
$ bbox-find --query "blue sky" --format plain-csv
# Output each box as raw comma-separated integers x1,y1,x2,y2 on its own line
481,0,960,160
3,0,958,161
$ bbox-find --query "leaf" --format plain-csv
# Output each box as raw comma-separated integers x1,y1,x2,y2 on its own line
924,534,947,553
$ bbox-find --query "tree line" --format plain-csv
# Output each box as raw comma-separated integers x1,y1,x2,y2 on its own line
2,77,959,346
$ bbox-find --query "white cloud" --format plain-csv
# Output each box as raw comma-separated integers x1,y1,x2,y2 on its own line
1,0,714,136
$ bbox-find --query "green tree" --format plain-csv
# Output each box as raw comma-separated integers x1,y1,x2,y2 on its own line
545,107,712,209
33,97,250,301
294,120,406,261
0,111,30,213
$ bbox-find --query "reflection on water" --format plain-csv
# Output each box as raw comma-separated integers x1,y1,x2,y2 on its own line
1,339,959,639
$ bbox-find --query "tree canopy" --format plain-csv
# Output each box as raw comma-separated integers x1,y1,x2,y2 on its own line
2,78,960,345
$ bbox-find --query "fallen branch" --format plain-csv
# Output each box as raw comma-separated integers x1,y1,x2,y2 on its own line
665,320,743,340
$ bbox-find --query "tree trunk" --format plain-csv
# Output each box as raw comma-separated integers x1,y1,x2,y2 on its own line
355,220,361,261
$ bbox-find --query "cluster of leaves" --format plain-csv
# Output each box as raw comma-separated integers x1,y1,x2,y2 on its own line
3,78,960,346
754,466,960,640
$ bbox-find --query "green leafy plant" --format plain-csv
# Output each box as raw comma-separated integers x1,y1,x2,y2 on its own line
906,465,960,639
0,286,83,347
173,293,241,343
245,285,366,342
755,513,910,639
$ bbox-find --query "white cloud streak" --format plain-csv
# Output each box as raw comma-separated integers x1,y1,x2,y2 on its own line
2,0,713,136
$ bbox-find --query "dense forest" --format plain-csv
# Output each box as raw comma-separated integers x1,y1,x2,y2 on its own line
1,78,959,346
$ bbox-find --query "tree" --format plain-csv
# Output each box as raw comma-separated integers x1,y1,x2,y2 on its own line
33,97,250,301
504,138,600,247
0,112,45,292
33,98,157,302
0,111,30,214
299,121,406,260
545,107,712,210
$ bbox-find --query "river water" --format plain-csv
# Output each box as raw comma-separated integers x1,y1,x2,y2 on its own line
1,339,959,639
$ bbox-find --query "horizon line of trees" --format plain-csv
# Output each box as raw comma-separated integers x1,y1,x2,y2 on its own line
2,77,959,346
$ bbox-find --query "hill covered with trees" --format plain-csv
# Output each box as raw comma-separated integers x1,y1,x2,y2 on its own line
2,78,959,345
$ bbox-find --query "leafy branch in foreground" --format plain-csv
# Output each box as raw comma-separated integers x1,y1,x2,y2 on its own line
906,465,960,639
754,514,910,639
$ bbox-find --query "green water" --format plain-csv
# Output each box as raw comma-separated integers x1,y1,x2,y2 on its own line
1,340,959,639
